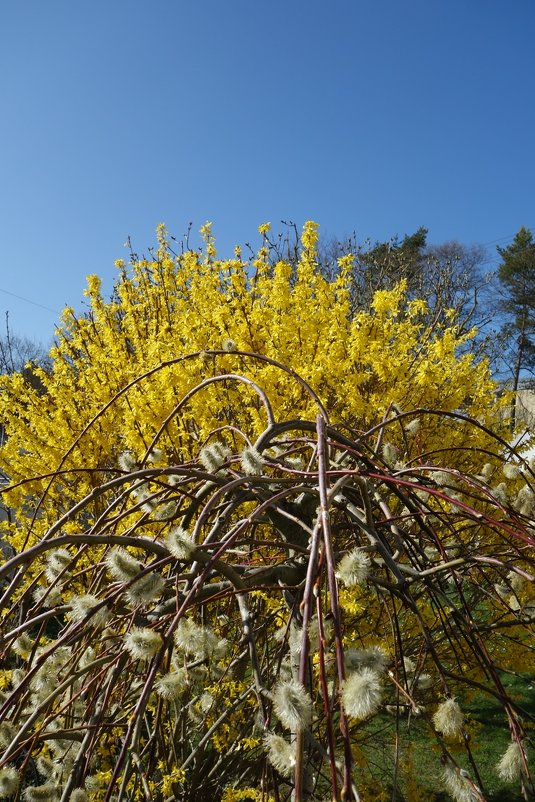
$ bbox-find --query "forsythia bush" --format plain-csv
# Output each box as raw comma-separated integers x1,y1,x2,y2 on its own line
0,222,507,549
0,222,533,802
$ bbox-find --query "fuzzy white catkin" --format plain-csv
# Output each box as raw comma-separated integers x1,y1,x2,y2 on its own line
0,721,17,747
124,627,163,661
480,462,494,480
199,692,214,712
496,740,524,782
433,470,455,487
433,697,464,738
23,784,59,802
503,462,520,479
0,767,20,797
307,615,334,653
118,450,137,472
33,585,62,608
152,500,178,521
10,668,26,689
105,548,140,580
126,572,165,606
146,447,163,463
240,445,265,475
165,526,195,559
264,733,296,778
272,679,313,731
36,757,55,779
442,762,479,802
155,669,189,700
79,645,96,670
507,570,525,593
69,791,89,802
12,632,34,659
404,417,421,436
199,442,230,472
174,618,227,660
132,486,154,514
342,668,382,719
492,482,508,503
515,484,535,516
45,548,71,581
276,622,302,657
417,673,433,690
344,646,389,674
68,594,109,627
403,656,416,675
381,442,397,466
83,777,101,793
335,548,371,587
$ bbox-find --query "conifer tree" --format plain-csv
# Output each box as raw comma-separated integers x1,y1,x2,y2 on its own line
497,226,535,427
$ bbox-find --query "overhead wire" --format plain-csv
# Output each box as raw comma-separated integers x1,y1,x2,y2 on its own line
0,229,532,316
0,287,60,315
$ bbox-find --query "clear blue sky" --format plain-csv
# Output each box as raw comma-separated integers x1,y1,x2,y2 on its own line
1,0,534,344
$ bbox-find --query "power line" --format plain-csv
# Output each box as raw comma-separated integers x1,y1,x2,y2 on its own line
0,287,60,315
481,227,535,249
474,229,535,269
0,227,532,317
481,234,521,247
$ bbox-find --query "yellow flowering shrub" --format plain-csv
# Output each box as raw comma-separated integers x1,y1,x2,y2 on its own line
0,222,533,802
0,221,508,551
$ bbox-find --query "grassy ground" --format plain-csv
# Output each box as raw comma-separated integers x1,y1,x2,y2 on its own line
354,672,534,801
460,672,535,800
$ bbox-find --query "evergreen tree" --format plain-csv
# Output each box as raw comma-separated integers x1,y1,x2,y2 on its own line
497,226,535,426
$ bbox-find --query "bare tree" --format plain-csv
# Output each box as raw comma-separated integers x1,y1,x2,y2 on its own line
0,312,50,383
419,241,491,328
265,225,494,346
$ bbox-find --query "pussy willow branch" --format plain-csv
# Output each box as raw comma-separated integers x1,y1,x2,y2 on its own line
102,506,254,800
316,414,357,802
142,372,277,462
315,592,339,800
22,347,329,541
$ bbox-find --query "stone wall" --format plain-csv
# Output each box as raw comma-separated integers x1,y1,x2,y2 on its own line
516,389,535,429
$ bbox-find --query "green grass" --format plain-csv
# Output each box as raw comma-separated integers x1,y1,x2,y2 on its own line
354,673,534,801
461,672,535,800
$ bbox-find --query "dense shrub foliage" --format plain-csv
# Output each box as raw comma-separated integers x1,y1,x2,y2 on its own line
0,223,533,801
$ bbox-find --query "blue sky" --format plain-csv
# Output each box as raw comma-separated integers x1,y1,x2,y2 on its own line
1,0,534,344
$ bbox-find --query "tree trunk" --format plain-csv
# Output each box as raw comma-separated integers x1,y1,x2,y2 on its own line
511,312,527,431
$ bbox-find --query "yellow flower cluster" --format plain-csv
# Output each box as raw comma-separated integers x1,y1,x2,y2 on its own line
0,221,508,555
221,788,274,802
